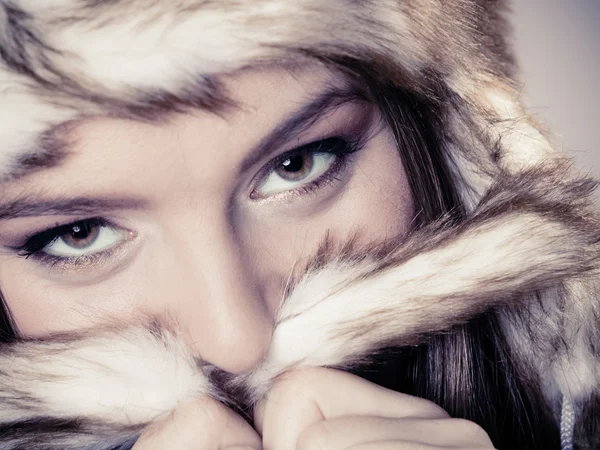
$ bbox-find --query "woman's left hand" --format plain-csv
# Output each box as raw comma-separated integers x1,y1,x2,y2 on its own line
254,367,495,450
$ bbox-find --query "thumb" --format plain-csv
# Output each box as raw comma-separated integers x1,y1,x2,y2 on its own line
254,367,447,450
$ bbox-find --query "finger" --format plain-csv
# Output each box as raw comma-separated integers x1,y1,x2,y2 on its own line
133,398,261,450
255,368,448,431
298,417,494,449
255,367,448,450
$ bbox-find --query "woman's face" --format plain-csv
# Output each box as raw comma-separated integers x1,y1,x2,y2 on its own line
0,66,414,373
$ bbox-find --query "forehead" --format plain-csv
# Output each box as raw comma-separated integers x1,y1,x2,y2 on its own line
69,64,355,154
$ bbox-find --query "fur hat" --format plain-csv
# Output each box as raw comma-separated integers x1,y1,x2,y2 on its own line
0,1,599,449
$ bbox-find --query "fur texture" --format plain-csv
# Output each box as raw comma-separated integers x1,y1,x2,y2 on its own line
0,0,599,449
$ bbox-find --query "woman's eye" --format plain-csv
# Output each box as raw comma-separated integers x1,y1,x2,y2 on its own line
45,222,127,257
255,137,353,198
21,219,130,259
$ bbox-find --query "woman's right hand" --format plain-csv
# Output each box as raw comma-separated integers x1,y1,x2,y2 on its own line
132,397,261,450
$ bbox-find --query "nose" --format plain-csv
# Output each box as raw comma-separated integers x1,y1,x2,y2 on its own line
166,219,274,374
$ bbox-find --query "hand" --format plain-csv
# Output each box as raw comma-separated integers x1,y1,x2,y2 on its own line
254,367,495,450
133,397,261,450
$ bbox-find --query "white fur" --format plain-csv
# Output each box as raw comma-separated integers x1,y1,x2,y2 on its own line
553,279,600,402
11,0,417,93
247,212,593,395
483,88,558,169
0,71,75,179
0,329,209,425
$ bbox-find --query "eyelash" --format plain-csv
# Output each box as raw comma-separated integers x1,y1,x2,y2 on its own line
252,136,362,199
15,218,118,268
17,218,106,256
13,135,367,266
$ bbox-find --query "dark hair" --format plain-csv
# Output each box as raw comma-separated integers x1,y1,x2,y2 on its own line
0,289,16,343
0,62,559,450
346,65,560,449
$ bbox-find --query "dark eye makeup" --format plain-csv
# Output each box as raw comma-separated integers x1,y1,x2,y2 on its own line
251,136,362,199
15,218,109,258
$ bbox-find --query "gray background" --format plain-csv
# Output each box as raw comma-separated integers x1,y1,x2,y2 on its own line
512,1,599,175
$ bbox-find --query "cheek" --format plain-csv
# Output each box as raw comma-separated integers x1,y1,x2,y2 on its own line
341,142,415,236
0,258,149,337
318,146,414,243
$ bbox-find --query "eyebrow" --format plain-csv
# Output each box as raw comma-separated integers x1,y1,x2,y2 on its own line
239,82,369,173
0,197,147,220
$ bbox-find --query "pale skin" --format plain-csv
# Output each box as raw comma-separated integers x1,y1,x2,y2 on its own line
0,65,494,448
